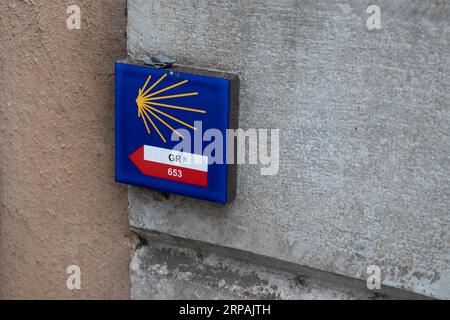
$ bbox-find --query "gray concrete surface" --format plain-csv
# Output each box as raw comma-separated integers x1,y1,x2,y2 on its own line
131,235,390,300
128,0,449,299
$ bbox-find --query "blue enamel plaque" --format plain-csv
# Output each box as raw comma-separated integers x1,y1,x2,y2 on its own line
115,61,239,204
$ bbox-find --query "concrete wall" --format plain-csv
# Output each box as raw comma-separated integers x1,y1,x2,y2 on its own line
128,0,449,299
131,234,391,300
1,0,447,300
0,0,130,299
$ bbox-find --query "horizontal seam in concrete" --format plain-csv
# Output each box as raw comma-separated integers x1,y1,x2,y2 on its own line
130,227,433,300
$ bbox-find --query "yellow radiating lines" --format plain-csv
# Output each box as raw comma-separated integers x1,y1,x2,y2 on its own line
142,75,152,93
147,109,184,139
140,109,151,134
141,108,166,142
137,89,143,117
135,72,205,142
142,73,167,96
148,101,206,114
146,80,188,98
143,104,197,131
145,92,198,101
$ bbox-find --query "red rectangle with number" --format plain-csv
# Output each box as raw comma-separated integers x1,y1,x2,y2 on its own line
129,145,208,187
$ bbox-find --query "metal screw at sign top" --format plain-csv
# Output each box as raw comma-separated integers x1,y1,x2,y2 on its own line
144,54,177,69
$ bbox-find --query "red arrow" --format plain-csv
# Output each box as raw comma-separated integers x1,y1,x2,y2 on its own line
129,146,208,187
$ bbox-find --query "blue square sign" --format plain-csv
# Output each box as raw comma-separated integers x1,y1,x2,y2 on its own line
115,61,239,204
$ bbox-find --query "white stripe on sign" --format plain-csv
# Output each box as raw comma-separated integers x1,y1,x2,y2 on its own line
143,145,208,172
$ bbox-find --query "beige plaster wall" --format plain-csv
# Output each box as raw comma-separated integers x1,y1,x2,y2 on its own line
0,0,130,299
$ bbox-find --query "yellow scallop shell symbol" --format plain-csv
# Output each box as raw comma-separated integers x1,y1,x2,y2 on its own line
135,73,206,142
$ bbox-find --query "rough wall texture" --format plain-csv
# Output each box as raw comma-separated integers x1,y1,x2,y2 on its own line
0,0,130,299
131,235,391,300
128,0,449,299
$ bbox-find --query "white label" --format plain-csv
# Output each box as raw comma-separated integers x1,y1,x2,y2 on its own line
143,145,208,172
